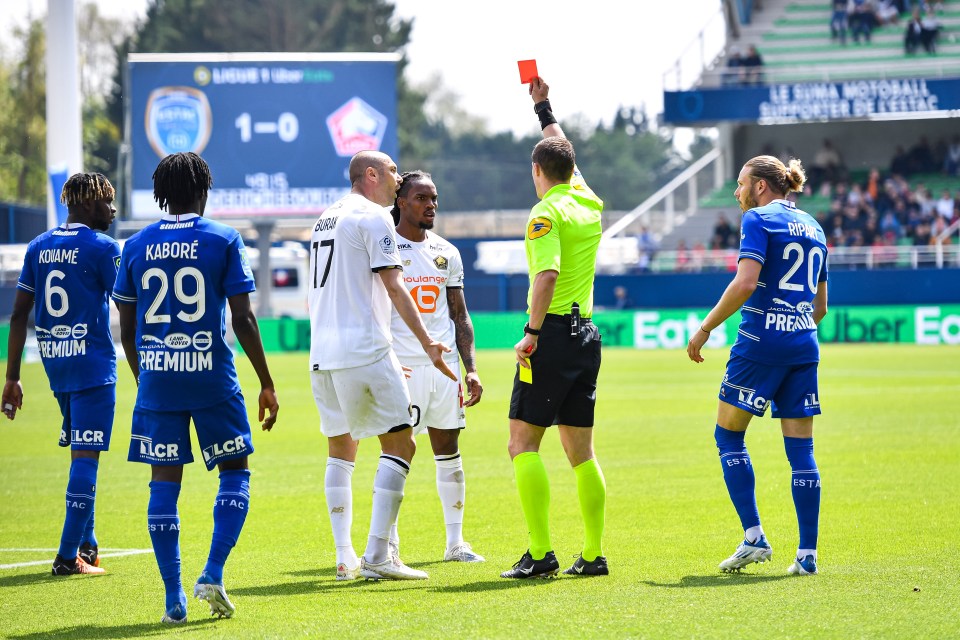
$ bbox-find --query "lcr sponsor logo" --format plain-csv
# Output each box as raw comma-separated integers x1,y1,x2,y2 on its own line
203,435,247,462
738,389,769,411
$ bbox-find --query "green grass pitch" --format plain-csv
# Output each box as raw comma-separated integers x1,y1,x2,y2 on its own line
0,344,957,639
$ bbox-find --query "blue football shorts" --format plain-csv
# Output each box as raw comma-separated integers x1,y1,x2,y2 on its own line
128,392,254,471
719,354,821,419
55,383,116,451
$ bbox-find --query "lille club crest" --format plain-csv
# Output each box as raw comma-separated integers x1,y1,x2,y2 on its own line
326,97,388,157
145,86,213,158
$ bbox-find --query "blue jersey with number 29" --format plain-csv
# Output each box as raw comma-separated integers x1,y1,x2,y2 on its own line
732,199,828,366
112,214,255,411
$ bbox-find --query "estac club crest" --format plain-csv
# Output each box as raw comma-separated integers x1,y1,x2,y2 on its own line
145,86,213,158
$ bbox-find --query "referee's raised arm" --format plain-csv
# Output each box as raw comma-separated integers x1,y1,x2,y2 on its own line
529,77,565,140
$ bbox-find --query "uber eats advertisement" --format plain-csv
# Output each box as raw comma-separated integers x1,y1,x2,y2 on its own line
243,304,960,354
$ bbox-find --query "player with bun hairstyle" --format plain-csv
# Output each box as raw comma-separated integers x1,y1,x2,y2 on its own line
687,154,829,576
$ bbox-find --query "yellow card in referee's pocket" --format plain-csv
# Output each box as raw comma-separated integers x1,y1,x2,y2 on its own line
519,360,533,384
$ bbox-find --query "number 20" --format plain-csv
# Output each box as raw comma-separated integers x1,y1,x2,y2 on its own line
778,242,824,294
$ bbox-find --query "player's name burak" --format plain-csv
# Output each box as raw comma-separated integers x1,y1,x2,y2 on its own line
139,350,213,371
146,241,199,260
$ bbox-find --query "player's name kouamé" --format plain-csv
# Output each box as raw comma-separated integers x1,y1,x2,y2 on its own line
38,248,79,264
146,240,200,261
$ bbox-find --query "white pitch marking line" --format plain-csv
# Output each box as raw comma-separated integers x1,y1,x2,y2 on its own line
0,548,153,570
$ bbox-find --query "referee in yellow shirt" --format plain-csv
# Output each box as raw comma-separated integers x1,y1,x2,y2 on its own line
501,77,607,579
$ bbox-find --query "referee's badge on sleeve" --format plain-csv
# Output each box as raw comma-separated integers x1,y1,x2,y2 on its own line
528,217,552,240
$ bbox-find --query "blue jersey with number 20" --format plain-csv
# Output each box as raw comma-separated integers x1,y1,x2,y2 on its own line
732,199,828,366
112,214,255,411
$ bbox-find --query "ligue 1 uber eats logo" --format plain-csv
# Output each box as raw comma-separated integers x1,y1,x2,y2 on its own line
145,86,213,158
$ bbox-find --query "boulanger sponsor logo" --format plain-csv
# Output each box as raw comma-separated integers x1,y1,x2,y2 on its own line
145,86,213,158
527,217,552,240
326,97,388,157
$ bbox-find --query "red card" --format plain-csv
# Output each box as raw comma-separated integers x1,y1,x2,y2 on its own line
518,59,538,84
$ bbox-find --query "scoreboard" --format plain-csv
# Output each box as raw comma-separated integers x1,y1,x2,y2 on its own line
127,53,400,219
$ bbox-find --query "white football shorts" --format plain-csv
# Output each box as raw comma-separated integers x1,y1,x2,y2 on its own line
405,362,466,435
312,351,412,440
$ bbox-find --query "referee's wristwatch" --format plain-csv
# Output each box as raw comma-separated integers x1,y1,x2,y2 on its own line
523,323,541,336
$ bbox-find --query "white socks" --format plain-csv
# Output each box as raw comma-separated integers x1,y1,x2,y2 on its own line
324,457,356,567
364,455,409,564
435,452,465,550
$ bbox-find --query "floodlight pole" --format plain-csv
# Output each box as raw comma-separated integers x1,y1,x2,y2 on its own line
45,0,83,229
254,220,275,318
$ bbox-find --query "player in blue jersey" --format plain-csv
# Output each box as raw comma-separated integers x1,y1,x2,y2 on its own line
3,173,119,577
113,152,279,624
687,155,828,576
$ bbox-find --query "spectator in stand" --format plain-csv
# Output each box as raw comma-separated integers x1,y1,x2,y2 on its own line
850,0,876,43
913,220,933,245
932,215,952,242
831,0,850,45
920,7,942,52
880,209,904,238
724,48,743,86
909,136,936,174
890,145,911,176
865,167,882,201
675,239,691,272
811,139,845,190
612,286,633,310
741,46,765,85
634,225,658,272
711,213,736,249
943,135,960,176
874,0,902,25
690,241,707,272
935,189,955,222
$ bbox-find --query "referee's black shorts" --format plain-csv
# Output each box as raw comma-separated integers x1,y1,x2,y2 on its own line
509,313,602,428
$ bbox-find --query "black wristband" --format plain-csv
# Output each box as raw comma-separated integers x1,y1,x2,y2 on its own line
523,323,541,336
534,99,557,130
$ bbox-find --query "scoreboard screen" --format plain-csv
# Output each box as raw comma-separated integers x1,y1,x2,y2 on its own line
127,53,400,219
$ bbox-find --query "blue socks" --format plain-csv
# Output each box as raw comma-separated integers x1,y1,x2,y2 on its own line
202,469,251,584
58,458,98,560
80,511,98,549
148,481,185,613
715,425,761,535
784,436,820,551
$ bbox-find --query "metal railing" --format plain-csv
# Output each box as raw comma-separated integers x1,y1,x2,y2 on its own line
662,7,729,92
602,147,724,240
640,244,960,273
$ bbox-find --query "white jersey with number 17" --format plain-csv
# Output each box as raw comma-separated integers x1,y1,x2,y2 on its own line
390,231,464,366
308,193,402,371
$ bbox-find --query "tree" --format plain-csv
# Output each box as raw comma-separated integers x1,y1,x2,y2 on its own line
0,18,47,204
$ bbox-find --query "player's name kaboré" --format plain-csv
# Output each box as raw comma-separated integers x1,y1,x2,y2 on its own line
145,240,200,260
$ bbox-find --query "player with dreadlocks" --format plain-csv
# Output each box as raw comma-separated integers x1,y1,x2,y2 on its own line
3,172,120,576
113,152,279,624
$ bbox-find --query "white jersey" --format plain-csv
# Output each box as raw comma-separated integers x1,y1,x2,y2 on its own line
390,230,464,366
308,193,401,370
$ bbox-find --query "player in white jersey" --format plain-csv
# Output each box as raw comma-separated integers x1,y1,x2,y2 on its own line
309,151,456,581
388,171,484,563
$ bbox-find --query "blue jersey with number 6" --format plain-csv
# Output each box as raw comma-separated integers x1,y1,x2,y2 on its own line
732,199,828,365
112,214,255,410
17,224,120,392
